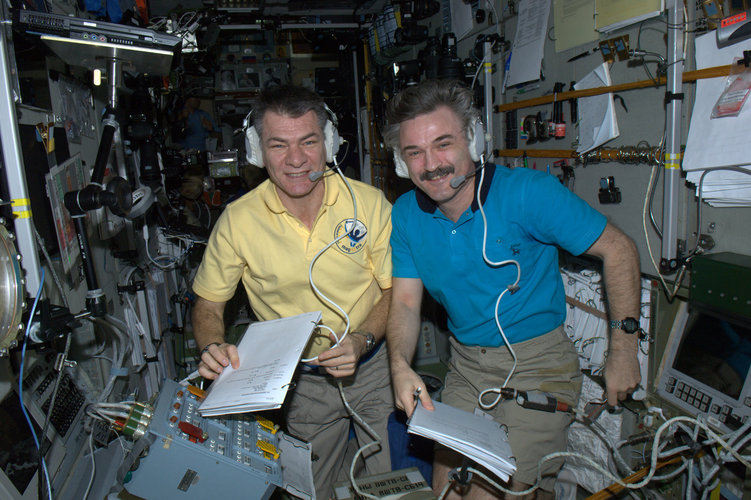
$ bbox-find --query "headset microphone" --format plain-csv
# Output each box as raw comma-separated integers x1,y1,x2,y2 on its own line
309,141,345,181
450,159,486,189
308,161,337,182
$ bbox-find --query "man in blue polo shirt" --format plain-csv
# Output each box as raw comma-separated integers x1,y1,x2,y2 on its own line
383,79,641,499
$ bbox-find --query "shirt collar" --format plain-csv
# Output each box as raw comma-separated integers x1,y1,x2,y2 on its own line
415,163,495,214
261,172,340,214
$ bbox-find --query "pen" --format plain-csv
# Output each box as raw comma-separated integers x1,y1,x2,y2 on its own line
502,51,512,91
567,46,599,63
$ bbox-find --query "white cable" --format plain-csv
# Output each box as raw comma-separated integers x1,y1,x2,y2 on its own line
86,407,116,424
650,457,688,482
300,162,357,363
90,315,131,402
122,266,161,384
179,370,201,386
436,479,454,500
473,163,522,409
686,456,695,500
640,134,691,301
83,432,96,500
298,152,383,497
95,409,130,419
144,225,192,270
95,402,134,411
338,380,381,500
436,412,751,498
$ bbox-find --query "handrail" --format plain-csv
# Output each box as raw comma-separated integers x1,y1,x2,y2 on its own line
494,64,733,113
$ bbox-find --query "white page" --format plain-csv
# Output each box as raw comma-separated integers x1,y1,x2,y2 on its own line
450,0,473,40
683,33,751,207
505,0,551,89
686,170,751,207
574,62,619,153
408,400,516,481
683,33,751,172
198,311,322,415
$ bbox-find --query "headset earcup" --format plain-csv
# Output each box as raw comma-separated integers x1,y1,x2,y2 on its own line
324,120,340,163
393,150,410,178
245,126,263,168
467,119,485,162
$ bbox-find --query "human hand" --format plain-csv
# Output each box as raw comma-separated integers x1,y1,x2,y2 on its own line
392,365,433,418
603,348,641,407
198,342,239,380
315,332,364,378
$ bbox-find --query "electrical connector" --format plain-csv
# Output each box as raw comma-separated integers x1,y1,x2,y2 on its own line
121,402,154,439
515,391,573,413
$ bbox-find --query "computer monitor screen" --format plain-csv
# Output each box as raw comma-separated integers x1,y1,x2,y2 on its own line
672,307,751,400
657,301,751,431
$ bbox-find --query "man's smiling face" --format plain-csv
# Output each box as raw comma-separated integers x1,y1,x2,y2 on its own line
398,105,476,215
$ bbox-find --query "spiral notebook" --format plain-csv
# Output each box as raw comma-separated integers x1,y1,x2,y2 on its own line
198,311,322,416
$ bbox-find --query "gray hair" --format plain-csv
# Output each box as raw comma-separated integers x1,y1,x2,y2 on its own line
251,85,328,138
383,79,480,151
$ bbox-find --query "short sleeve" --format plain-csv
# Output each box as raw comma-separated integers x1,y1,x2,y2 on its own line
390,196,421,279
367,189,393,290
520,172,607,256
192,209,246,302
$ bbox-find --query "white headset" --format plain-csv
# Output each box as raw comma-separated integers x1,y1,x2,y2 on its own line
392,117,486,178
244,105,342,167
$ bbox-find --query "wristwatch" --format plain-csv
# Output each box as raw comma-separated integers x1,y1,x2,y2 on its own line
609,317,641,334
351,331,376,353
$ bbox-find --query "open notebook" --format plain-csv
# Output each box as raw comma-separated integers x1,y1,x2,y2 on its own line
198,311,322,417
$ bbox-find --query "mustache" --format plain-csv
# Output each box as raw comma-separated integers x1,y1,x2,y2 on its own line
420,166,455,181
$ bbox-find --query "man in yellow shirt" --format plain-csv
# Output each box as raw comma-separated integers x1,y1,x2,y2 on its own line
191,85,394,499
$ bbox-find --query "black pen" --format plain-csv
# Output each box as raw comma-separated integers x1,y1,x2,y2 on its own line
568,46,599,63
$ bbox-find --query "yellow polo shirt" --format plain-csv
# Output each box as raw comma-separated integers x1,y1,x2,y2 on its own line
192,174,392,357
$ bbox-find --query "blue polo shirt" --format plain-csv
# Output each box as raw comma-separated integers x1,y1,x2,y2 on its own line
391,164,606,346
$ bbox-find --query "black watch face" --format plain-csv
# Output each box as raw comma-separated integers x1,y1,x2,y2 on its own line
623,317,640,333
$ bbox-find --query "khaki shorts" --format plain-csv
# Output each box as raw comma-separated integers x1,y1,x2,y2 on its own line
286,344,394,500
442,326,581,492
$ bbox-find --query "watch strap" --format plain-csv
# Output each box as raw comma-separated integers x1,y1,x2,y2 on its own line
350,330,375,352
609,317,639,334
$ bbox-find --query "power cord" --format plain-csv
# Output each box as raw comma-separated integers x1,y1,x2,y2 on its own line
296,150,385,497
436,411,751,499
338,380,382,500
472,162,522,410
300,154,357,363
